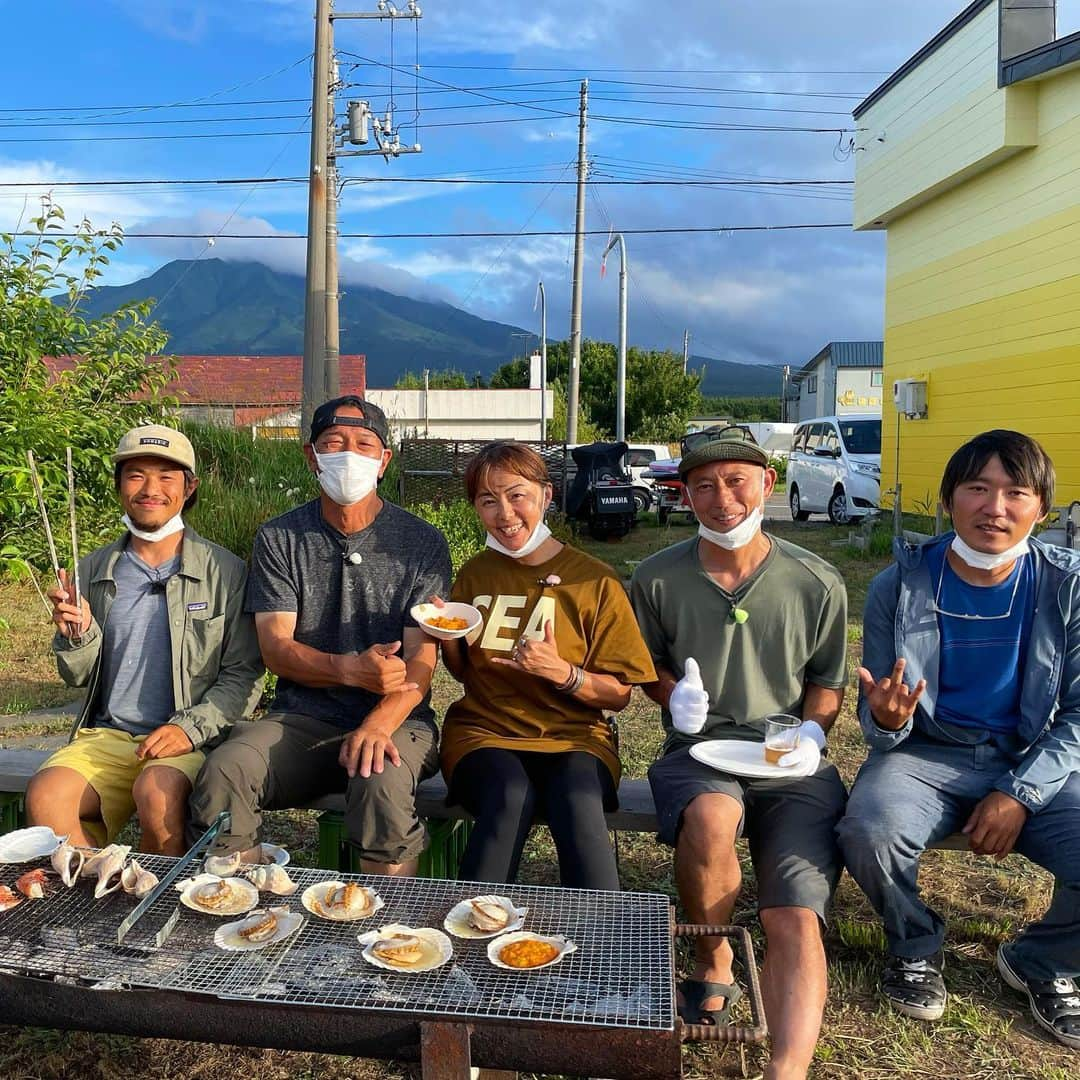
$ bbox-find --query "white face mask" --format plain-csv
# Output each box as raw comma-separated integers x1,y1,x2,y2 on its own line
314,450,382,506
485,517,553,559
691,471,766,551
951,531,1031,571
122,513,185,543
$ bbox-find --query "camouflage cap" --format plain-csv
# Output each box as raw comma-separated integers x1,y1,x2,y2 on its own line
678,427,769,479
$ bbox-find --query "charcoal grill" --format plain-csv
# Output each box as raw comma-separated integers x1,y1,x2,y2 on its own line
0,852,765,1078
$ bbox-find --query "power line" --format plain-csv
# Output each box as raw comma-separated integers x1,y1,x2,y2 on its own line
6,223,852,240
397,64,892,75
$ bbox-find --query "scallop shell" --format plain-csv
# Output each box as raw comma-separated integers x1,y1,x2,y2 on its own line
214,906,303,952
246,864,298,895
487,931,578,972
358,923,453,973
204,852,243,877
301,880,384,922
50,841,85,888
120,859,159,899
178,874,260,917
443,895,528,940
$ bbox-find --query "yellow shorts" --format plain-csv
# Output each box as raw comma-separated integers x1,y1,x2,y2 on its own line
38,727,205,844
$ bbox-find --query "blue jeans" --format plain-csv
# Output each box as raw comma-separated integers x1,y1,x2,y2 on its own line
836,734,1080,981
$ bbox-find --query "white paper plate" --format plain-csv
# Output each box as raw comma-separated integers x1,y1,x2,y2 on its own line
0,826,66,863
301,880,384,922
259,843,291,866
410,602,483,641
214,907,304,951
358,923,453,973
487,931,577,972
443,895,528,940
178,874,260,917
689,738,816,779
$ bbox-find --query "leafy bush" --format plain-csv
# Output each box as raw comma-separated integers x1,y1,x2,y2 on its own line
411,499,487,574
0,201,172,575
768,455,788,483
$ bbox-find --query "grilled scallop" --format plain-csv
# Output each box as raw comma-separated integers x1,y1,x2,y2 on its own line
371,933,426,967
467,899,511,933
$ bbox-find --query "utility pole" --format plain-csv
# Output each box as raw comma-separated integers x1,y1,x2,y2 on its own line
682,329,690,375
324,42,340,402
538,280,547,443
566,79,588,445
602,234,627,443
301,0,332,436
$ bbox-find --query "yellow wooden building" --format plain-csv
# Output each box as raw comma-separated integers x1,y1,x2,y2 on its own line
853,0,1080,510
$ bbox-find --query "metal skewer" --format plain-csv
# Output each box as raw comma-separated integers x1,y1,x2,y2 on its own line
65,447,82,643
26,449,81,642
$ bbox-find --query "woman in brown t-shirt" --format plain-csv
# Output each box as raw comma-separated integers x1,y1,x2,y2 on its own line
438,442,655,890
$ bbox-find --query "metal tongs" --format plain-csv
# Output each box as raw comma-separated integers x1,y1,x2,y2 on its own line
26,448,82,644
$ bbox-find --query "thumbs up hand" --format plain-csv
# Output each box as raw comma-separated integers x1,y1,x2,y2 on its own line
669,657,710,734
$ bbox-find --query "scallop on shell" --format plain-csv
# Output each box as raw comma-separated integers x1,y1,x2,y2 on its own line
245,863,298,895
301,880,384,922
120,859,159,899
487,931,578,972
443,894,528,940
178,874,260,917
358,923,453,973
50,841,86,888
214,906,303,951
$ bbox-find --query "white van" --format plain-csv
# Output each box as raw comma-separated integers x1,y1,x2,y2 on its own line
787,414,881,523
625,443,673,512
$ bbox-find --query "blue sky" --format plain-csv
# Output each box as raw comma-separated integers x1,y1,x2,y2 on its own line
3,1,1079,374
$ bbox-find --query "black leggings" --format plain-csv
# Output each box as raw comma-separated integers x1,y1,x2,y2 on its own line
451,747,620,891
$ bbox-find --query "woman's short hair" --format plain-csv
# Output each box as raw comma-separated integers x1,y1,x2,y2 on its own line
940,429,1055,515
464,441,551,502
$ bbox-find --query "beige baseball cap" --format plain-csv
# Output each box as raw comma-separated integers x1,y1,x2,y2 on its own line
112,425,196,472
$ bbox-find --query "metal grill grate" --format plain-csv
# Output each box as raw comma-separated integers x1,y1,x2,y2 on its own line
0,858,674,1031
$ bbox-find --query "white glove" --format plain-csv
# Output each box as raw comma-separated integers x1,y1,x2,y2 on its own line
778,720,826,769
669,657,710,734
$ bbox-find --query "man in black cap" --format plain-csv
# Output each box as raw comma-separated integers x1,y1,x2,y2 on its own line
630,429,849,1080
190,396,452,875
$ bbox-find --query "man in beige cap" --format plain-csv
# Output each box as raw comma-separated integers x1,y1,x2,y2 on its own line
26,424,263,855
630,428,848,1080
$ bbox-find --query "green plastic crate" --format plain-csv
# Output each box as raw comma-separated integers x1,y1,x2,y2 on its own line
316,810,472,879
0,792,25,833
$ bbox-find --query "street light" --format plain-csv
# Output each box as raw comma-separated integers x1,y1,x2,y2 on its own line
602,233,628,443
536,281,548,443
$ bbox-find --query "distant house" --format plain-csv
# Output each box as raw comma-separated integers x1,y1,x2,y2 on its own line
789,342,884,422
853,0,1080,504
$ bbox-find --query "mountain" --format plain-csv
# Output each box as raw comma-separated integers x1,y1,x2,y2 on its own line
76,258,783,393
74,259,530,387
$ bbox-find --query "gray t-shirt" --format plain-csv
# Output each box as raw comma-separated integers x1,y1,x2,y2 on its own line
246,498,452,729
95,549,180,735
630,535,848,753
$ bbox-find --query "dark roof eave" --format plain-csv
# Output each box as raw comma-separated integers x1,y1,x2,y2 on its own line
853,0,995,119
1001,28,1080,84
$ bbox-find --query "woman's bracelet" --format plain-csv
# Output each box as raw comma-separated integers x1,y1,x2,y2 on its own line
556,664,586,694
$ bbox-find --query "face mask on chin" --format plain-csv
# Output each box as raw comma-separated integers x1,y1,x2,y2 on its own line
314,450,382,506
691,472,766,551
122,512,185,542
485,506,553,559
951,531,1031,571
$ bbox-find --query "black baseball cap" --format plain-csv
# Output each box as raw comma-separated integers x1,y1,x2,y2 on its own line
309,395,390,448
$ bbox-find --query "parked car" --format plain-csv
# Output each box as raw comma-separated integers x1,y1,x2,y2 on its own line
625,443,673,512
787,414,881,524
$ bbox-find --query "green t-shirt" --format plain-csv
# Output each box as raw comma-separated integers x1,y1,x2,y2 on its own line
630,535,848,752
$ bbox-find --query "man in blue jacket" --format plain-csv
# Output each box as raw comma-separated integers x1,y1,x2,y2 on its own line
837,430,1079,1050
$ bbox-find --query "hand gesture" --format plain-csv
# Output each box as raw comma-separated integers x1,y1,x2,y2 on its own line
338,641,418,695
669,657,710,735
46,568,91,639
963,791,1028,859
490,620,569,685
857,658,926,731
136,724,195,760
339,719,401,779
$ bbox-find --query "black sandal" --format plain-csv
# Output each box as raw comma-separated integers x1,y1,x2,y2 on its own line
998,945,1080,1050
881,953,946,1021
678,977,743,1026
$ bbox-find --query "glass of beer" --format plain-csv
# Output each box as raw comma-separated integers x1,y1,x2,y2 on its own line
763,714,801,765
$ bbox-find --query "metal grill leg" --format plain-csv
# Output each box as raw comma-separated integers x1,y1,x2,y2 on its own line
421,1020,473,1078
